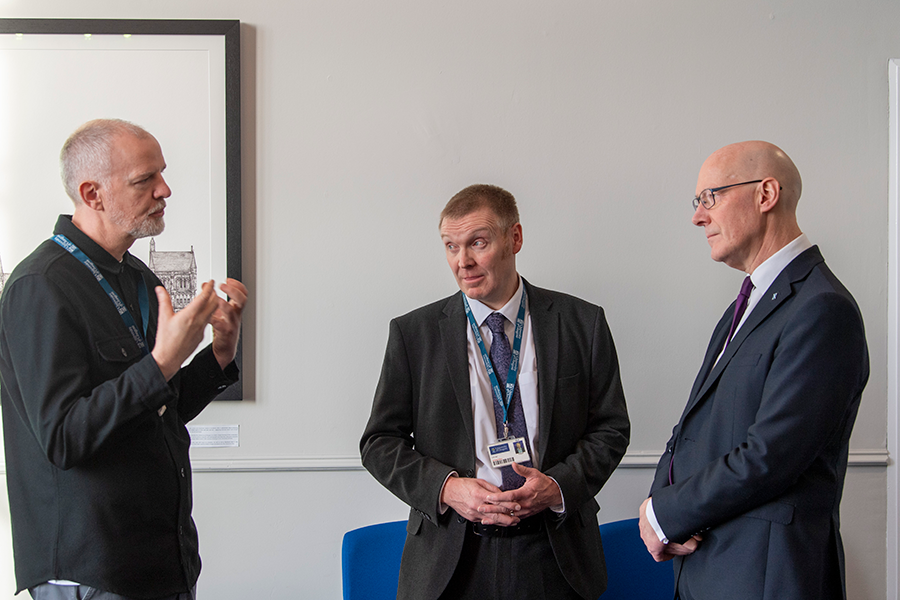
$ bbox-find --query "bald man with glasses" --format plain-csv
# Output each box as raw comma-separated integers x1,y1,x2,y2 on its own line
639,141,869,600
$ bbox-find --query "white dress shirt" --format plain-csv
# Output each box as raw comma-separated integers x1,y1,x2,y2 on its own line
438,277,565,514
464,278,540,487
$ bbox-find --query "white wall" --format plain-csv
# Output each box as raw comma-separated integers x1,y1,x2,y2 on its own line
0,0,896,598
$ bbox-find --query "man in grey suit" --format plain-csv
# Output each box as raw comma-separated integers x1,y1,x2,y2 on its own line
639,142,869,599
361,184,630,600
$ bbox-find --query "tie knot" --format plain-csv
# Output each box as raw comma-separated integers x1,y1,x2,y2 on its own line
739,276,754,299
486,312,507,337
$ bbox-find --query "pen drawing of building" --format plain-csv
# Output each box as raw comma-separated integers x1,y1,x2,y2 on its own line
148,239,197,311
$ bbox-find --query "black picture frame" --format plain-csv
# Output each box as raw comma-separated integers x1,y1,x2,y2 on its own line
0,19,244,399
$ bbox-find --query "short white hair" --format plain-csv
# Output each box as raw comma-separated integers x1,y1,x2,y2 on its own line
59,118,151,203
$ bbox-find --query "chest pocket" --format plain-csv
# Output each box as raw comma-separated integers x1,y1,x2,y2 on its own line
96,335,143,363
728,353,762,368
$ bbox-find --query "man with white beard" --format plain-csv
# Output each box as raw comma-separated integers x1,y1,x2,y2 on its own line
0,119,248,600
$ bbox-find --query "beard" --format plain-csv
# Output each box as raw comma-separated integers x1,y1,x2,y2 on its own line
129,214,166,239
109,201,166,239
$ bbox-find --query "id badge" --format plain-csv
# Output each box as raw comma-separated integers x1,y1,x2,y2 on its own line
487,436,531,468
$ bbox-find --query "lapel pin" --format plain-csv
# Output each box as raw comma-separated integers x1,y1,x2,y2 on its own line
772,292,778,300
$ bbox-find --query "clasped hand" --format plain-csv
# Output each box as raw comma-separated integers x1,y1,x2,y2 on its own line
441,463,563,527
151,278,248,381
638,497,702,562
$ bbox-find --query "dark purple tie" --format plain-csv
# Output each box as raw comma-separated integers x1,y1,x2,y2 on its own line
724,276,754,349
486,312,533,490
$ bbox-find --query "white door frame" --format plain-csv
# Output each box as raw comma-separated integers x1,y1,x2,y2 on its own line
886,57,900,600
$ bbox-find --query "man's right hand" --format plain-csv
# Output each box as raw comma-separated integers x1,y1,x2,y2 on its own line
151,281,220,381
441,476,522,526
639,497,701,562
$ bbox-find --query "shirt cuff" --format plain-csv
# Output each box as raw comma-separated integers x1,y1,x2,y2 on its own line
438,471,458,515
547,476,565,513
646,497,669,544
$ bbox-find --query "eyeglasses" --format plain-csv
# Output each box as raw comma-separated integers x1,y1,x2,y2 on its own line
692,180,763,210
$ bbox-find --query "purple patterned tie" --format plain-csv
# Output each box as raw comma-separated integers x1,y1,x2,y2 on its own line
724,276,754,350
486,312,533,490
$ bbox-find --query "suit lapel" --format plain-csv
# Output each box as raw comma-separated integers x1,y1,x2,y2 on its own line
690,280,790,408
684,309,731,412
525,281,558,471
686,247,825,415
440,292,476,451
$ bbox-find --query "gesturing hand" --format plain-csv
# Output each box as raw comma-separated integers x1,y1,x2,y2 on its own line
210,278,247,370
151,281,219,381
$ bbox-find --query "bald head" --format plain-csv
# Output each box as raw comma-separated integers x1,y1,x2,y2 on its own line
701,141,802,214
693,141,804,273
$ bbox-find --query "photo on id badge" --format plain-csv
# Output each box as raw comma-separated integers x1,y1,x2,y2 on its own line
488,437,530,468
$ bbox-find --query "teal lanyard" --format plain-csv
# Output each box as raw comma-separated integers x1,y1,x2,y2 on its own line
53,234,150,357
463,289,527,431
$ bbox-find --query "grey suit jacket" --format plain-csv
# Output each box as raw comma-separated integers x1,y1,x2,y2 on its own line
650,247,869,600
361,280,630,600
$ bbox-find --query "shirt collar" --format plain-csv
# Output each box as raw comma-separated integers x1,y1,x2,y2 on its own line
54,214,130,274
748,233,812,295
465,276,525,326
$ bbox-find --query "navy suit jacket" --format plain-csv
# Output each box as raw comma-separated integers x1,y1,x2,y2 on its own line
650,247,869,599
361,280,630,600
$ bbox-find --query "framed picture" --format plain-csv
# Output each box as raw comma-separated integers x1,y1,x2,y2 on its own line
0,19,243,399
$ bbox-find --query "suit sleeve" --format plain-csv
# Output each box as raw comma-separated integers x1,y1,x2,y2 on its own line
651,291,868,543
360,318,456,524
543,306,631,516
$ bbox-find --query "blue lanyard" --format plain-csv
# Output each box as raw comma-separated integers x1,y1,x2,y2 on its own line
53,234,150,357
463,289,527,432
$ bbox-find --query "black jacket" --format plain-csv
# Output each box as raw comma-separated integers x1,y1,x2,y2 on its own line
0,215,238,598
360,281,630,600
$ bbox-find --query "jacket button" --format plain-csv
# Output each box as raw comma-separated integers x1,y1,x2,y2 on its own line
457,515,465,524
181,468,186,478
465,470,475,478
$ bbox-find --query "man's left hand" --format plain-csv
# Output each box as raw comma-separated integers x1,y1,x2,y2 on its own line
481,463,563,520
210,278,247,370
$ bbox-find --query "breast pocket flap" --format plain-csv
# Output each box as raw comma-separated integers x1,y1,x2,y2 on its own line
96,335,142,363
